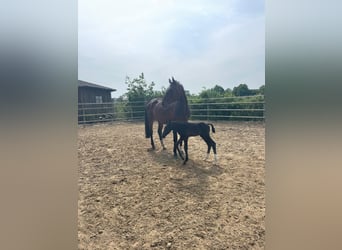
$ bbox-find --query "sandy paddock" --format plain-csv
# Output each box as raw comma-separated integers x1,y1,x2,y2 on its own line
78,121,265,249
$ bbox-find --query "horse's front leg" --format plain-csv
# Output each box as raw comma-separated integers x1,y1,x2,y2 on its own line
157,122,166,150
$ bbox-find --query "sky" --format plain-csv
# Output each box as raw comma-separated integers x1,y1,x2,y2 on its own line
78,0,264,98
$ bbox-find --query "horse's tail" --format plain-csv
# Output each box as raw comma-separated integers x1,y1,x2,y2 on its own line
208,123,216,133
145,106,151,138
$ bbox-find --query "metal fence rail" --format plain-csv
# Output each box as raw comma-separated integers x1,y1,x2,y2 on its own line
78,95,265,124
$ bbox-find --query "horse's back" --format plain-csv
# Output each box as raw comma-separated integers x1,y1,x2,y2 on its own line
146,98,161,108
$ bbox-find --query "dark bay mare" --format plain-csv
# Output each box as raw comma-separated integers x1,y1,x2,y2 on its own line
145,77,190,156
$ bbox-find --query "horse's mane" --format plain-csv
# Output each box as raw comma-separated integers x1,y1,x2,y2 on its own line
177,84,190,119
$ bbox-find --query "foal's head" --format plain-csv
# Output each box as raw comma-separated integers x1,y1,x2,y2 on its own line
162,121,173,138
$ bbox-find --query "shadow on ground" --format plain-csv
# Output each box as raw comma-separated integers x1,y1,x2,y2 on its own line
148,147,224,200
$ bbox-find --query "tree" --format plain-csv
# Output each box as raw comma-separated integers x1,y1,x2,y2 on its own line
199,85,225,98
125,72,156,102
125,72,156,119
259,85,265,95
152,86,166,98
232,84,251,96
213,85,225,95
224,88,233,97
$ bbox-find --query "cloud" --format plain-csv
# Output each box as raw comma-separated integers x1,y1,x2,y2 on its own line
79,0,264,97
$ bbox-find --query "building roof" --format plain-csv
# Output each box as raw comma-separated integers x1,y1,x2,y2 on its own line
78,80,116,92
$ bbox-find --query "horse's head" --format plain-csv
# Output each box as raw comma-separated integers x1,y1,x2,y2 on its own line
162,77,190,120
162,77,185,105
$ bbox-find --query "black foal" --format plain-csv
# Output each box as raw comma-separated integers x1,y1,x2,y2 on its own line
162,121,217,164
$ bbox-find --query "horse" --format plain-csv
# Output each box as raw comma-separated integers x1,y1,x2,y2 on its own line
145,77,190,157
162,121,217,164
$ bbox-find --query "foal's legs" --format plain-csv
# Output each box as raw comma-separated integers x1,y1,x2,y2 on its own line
183,138,189,164
201,134,217,162
175,138,184,160
173,130,178,157
157,122,166,150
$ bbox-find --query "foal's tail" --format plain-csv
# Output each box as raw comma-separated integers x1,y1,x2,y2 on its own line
145,107,151,138
208,123,216,133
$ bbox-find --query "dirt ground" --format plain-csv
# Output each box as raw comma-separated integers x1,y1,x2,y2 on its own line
78,121,265,249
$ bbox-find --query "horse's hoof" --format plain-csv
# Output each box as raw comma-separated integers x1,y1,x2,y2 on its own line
173,154,178,159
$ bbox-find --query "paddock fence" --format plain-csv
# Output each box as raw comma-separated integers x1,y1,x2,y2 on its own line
78,95,265,124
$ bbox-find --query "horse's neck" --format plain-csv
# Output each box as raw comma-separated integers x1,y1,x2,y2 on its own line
163,93,186,105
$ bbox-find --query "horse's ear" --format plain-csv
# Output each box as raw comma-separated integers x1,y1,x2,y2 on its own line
169,78,172,84
172,76,175,82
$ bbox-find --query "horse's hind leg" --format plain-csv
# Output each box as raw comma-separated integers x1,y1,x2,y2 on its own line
150,137,155,150
157,122,166,150
150,121,155,150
